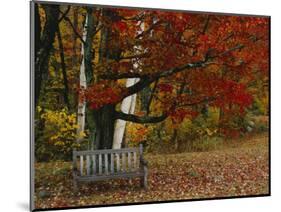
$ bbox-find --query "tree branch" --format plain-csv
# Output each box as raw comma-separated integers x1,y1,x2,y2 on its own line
58,6,71,22
120,12,146,21
146,79,159,115
100,72,144,79
119,52,149,60
115,111,168,123
63,16,86,45
102,43,245,100
135,20,162,39
202,15,210,34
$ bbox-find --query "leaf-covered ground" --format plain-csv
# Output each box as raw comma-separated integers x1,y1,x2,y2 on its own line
34,133,269,209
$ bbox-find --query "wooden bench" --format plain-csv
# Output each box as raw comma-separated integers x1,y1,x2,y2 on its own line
72,144,148,190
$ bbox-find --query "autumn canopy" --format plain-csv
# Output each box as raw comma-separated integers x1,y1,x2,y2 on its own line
34,4,269,153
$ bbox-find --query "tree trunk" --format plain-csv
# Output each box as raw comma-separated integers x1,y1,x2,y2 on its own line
140,86,151,112
34,4,41,59
72,7,78,64
93,105,116,149
77,7,97,143
35,5,60,107
172,83,186,151
172,129,179,151
112,20,144,149
76,12,89,141
57,27,70,110
112,78,138,149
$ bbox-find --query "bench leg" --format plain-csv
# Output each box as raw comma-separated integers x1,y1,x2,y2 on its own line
73,179,78,192
141,166,148,190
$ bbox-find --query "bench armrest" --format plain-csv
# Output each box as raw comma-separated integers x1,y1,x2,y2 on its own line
72,166,79,177
140,157,148,167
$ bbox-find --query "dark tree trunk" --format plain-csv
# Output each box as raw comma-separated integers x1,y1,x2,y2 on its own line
84,8,95,85
57,27,70,110
34,4,41,58
172,129,179,151
82,8,99,149
88,8,120,150
171,83,186,151
140,86,151,112
92,105,116,149
145,80,159,115
35,5,60,107
72,7,78,63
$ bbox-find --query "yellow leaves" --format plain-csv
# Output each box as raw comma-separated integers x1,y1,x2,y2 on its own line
77,131,86,139
127,123,151,144
40,108,80,151
54,141,64,146
37,106,42,113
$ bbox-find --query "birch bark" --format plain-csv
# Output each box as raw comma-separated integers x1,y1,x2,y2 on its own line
76,15,88,141
112,21,144,149
112,78,139,149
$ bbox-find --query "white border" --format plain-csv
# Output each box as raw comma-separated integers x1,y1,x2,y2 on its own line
0,0,280,211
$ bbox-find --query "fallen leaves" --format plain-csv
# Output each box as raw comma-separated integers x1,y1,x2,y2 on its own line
34,133,269,209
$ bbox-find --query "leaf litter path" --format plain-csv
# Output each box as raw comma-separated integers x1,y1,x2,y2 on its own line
35,133,269,209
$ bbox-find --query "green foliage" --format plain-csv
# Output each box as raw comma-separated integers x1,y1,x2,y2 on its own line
251,96,269,115
140,109,222,153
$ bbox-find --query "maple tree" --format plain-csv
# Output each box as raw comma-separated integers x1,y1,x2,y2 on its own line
80,8,269,148
34,4,269,151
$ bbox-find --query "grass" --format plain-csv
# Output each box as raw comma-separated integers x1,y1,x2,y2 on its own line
34,133,269,209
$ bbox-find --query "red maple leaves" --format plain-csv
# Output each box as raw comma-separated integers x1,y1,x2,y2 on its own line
81,8,268,127
80,81,125,110
158,83,173,93
113,21,128,33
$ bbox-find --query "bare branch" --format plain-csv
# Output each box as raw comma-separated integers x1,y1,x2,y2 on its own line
58,6,71,22
135,20,162,39
63,16,86,45
121,12,146,21
202,15,210,34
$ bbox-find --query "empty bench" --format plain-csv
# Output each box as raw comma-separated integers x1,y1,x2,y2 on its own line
72,144,148,189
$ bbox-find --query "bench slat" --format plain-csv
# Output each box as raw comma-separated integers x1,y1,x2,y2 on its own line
116,153,120,172
74,147,139,156
74,147,142,177
128,152,131,172
98,154,102,175
73,145,147,189
80,155,83,176
86,155,90,175
110,153,114,174
92,155,96,174
122,153,126,172
104,153,108,175
133,152,137,170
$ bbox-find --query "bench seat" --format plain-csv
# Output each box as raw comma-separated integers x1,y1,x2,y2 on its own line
72,144,148,189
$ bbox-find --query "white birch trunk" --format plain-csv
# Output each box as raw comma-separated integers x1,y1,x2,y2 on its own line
112,78,139,149
112,21,145,149
76,15,88,141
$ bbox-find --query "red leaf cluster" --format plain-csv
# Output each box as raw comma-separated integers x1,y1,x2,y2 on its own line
82,82,125,110
158,83,174,93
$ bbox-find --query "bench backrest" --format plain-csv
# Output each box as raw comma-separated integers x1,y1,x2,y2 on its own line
73,145,143,177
